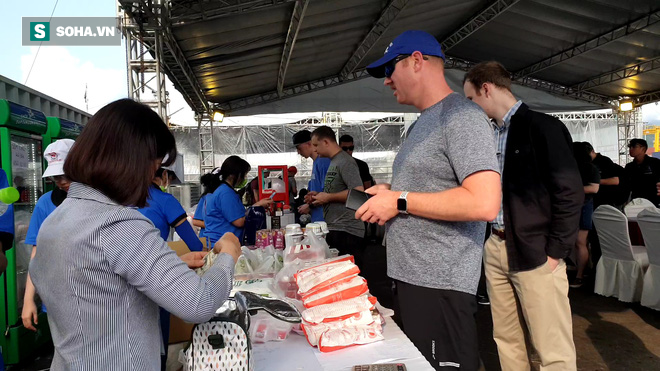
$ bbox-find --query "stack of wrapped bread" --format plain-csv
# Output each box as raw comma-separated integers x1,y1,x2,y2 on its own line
294,256,384,352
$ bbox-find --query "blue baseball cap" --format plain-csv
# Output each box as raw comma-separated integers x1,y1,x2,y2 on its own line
366,30,445,78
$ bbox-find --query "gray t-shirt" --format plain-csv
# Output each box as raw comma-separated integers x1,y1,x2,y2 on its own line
387,93,499,295
323,150,365,238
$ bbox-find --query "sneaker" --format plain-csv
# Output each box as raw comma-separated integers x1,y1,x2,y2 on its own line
477,294,490,305
569,278,583,288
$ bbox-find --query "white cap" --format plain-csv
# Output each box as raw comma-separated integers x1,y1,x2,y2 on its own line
305,223,322,236
42,139,75,178
285,223,303,235
316,221,329,234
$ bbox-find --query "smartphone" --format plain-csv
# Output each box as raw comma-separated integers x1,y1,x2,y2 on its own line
352,364,407,371
345,189,372,211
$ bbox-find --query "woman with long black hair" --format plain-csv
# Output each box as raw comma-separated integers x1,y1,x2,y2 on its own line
29,99,241,370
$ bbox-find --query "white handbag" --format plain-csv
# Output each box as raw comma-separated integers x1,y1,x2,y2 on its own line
183,291,301,371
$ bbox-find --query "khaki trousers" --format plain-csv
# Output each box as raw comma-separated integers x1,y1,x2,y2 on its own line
484,234,576,371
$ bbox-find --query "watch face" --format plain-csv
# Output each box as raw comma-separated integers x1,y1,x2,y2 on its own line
397,197,407,211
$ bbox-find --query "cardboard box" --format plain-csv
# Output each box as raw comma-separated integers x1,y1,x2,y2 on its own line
166,237,206,344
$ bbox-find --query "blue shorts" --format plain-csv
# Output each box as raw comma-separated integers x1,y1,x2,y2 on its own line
580,198,594,231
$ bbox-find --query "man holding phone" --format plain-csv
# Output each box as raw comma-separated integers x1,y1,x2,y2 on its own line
357,31,500,370
311,126,366,268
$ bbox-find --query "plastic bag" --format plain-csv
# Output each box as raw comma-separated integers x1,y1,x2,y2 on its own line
301,310,378,347
294,258,360,294
272,260,306,301
302,296,377,325
283,232,326,265
318,321,384,352
301,276,369,308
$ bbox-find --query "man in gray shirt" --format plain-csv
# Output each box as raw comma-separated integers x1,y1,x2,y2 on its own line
358,31,500,370
310,125,366,267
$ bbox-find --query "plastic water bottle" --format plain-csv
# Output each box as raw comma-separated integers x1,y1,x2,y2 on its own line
0,187,20,216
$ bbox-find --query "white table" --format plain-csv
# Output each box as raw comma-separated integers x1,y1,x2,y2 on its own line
252,317,434,371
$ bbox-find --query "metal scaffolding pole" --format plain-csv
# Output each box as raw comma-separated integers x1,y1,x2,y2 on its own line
617,107,642,165
121,3,169,122
198,114,215,176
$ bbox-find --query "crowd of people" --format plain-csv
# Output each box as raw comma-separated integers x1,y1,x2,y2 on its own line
0,29,658,370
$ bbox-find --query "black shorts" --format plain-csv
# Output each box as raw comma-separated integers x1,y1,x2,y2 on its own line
580,198,594,230
394,280,479,371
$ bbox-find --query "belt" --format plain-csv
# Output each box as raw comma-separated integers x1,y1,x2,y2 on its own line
491,226,506,240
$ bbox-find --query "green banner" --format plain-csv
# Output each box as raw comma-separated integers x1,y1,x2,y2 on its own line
0,100,48,135
47,116,84,139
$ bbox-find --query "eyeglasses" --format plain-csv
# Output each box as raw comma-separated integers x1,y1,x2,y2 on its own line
384,55,411,78
341,146,355,152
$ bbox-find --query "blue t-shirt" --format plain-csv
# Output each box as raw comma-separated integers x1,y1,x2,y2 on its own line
193,194,208,238
204,183,246,245
25,191,58,246
309,157,331,222
138,185,189,241
0,169,14,236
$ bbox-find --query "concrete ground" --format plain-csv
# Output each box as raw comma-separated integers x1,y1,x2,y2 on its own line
477,279,660,371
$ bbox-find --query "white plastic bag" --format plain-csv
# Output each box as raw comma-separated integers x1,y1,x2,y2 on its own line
283,233,326,264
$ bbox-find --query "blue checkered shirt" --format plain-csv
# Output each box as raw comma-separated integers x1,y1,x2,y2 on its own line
492,100,522,230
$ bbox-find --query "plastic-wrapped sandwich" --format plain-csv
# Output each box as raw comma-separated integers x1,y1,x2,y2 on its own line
301,275,369,308
302,295,377,324
294,256,359,294
318,321,384,353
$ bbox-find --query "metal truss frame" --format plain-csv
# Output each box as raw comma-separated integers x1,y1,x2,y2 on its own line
637,90,660,105
197,113,215,176
514,9,660,79
339,0,411,80
169,0,297,26
278,0,309,96
617,108,643,165
120,0,209,115
122,4,169,121
441,0,520,52
550,112,618,120
570,57,660,93
218,53,615,112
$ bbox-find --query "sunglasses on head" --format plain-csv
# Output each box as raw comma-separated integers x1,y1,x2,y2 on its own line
342,146,355,151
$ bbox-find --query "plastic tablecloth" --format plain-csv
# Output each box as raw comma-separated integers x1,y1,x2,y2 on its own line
253,317,434,371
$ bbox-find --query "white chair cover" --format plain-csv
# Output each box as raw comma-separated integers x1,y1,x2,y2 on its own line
625,198,656,219
593,205,649,302
637,207,660,310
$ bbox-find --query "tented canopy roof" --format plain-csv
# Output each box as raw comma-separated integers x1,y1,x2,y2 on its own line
119,0,660,115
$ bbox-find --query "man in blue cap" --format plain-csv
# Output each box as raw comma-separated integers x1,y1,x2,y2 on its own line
356,30,501,370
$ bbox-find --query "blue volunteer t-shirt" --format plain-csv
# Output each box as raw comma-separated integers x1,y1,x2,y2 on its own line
24,191,58,246
204,183,246,245
138,185,189,242
193,194,208,238
309,157,330,222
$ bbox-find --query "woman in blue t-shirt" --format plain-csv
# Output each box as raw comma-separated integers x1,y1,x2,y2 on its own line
192,169,221,242
22,139,75,332
138,165,203,370
205,156,272,245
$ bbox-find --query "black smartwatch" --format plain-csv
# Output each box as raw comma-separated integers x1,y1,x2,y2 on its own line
397,191,409,214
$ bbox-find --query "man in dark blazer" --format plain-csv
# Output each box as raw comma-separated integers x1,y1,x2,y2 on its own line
464,61,583,371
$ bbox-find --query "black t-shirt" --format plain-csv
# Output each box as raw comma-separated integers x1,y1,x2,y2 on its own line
625,155,660,206
578,162,600,202
354,157,373,185
592,153,625,207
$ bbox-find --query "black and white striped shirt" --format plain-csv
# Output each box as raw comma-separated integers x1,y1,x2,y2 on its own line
31,182,234,370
